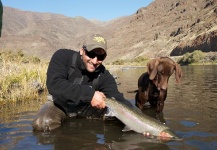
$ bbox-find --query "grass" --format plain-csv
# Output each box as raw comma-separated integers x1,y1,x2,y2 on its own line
0,50,48,103
108,56,150,66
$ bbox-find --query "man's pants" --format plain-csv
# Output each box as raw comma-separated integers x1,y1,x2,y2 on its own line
32,100,68,132
32,98,115,132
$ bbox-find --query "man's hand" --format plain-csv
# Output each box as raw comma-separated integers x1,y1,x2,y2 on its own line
91,91,106,109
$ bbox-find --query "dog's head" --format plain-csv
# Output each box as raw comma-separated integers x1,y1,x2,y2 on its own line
147,57,182,90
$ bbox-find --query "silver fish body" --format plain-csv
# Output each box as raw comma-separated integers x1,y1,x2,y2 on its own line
105,98,179,139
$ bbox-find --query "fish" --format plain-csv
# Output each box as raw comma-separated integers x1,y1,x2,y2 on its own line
105,98,179,140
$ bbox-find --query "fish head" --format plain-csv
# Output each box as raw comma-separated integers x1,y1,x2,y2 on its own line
159,129,180,140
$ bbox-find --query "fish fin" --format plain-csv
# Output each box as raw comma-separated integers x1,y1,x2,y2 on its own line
122,126,132,132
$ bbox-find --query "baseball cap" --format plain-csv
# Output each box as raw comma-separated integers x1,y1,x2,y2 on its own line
83,34,107,53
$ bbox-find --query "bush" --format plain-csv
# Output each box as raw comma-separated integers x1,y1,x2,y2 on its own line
112,59,125,65
178,50,206,65
131,56,149,63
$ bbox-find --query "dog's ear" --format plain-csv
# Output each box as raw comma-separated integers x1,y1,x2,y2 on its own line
174,63,183,83
147,58,159,80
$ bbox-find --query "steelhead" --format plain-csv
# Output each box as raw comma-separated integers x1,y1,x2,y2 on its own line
105,98,179,139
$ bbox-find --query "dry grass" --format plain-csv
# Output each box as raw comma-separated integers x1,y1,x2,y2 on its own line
0,50,48,103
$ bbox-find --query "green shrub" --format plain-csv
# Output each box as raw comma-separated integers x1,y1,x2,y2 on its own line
178,50,206,65
131,56,148,63
112,59,125,65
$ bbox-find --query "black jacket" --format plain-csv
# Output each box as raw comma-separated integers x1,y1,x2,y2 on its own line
46,49,132,115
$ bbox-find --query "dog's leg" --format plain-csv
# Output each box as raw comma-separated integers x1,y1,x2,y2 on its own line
135,92,145,110
156,100,164,113
156,90,167,112
156,112,166,124
135,92,141,109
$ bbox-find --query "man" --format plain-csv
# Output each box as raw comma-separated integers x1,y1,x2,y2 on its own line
0,0,3,37
32,34,133,131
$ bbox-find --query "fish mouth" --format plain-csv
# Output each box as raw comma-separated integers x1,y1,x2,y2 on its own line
159,129,180,141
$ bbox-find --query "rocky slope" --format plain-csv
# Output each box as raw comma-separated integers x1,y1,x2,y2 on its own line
106,0,217,61
0,0,216,62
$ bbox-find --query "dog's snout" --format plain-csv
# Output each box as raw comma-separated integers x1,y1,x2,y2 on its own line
161,85,167,90
158,84,167,90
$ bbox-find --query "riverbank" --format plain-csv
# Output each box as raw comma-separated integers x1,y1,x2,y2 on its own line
0,50,216,103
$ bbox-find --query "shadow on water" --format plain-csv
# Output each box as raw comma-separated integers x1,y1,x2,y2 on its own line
33,118,171,150
1,65,217,150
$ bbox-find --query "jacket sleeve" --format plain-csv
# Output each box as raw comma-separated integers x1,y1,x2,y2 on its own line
46,49,95,104
98,70,133,108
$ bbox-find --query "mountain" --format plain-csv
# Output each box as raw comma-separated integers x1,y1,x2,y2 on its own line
0,0,216,62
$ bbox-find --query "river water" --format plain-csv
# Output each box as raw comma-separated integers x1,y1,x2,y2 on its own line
0,65,217,150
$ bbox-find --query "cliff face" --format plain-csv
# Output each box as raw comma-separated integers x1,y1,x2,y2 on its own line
171,30,217,55
106,0,217,61
0,0,216,61
170,1,217,56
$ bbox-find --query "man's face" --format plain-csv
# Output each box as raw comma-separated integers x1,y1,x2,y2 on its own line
80,48,106,72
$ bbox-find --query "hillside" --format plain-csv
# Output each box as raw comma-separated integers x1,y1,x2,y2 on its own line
106,0,217,61
0,0,216,62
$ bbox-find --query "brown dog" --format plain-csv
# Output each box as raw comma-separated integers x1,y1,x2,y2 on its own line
129,57,182,113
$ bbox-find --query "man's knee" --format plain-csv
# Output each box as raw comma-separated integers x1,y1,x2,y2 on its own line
32,115,59,132
32,101,68,132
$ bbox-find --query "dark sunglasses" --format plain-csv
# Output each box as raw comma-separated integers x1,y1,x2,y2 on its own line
84,48,106,61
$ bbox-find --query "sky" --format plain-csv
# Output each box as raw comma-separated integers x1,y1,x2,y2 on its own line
1,0,153,21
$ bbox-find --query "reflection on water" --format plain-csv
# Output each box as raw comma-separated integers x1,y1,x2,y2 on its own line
31,118,171,150
1,65,217,150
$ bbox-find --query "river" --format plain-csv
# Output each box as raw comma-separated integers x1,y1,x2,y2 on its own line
0,65,217,150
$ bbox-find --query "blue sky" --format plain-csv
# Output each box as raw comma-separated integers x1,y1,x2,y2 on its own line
1,0,153,21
